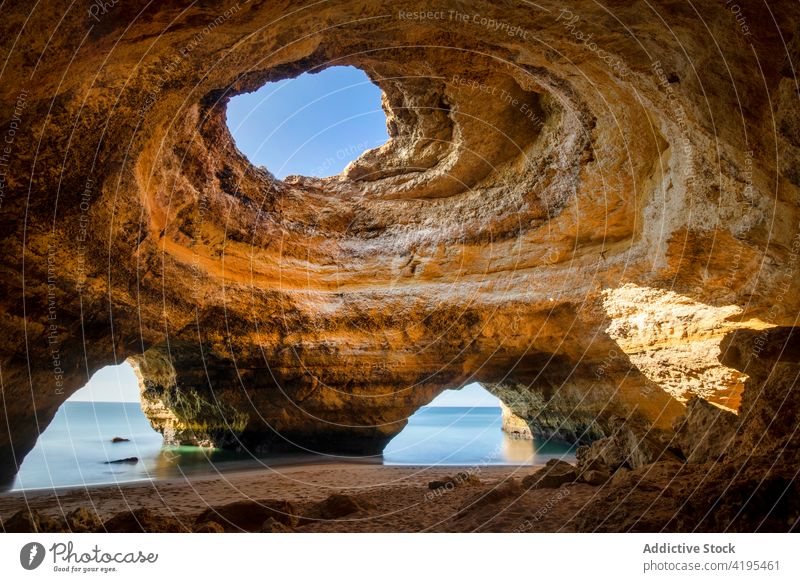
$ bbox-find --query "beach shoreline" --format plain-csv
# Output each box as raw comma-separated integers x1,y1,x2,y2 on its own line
0,461,599,532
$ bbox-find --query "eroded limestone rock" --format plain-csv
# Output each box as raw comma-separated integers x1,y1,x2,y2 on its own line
575,416,681,472
500,402,533,440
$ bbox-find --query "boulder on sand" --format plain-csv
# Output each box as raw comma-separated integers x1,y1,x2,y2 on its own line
65,507,102,532
195,499,299,532
2,509,62,533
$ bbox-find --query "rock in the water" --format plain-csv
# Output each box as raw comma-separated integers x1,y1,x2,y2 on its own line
195,499,298,532
105,457,139,464
111,437,130,443
261,517,293,533
103,508,187,533
2,509,62,533
522,459,577,489
672,397,738,463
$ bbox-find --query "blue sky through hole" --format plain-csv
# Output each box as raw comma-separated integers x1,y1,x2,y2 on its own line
69,364,140,402
226,65,389,178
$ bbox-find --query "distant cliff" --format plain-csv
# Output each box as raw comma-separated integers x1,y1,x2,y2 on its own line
500,403,532,440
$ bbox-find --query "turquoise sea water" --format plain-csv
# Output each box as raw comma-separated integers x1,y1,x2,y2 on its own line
9,402,575,491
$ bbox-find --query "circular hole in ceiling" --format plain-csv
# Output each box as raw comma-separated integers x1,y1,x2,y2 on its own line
226,65,389,179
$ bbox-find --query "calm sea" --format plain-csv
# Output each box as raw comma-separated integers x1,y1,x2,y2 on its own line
9,402,575,491
382,406,576,466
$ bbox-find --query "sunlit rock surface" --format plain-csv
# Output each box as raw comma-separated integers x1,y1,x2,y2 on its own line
499,403,532,440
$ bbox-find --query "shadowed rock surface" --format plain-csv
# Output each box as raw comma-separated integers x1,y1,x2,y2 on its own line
575,328,800,532
672,397,738,463
195,499,299,532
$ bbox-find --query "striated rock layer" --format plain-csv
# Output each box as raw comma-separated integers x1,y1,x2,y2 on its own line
0,0,799,503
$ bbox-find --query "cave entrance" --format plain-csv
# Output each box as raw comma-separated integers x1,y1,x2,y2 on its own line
226,65,389,179
10,363,163,491
383,383,540,465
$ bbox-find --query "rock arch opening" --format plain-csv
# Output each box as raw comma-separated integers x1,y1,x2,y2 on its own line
383,383,575,465
225,65,388,179
9,363,162,491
